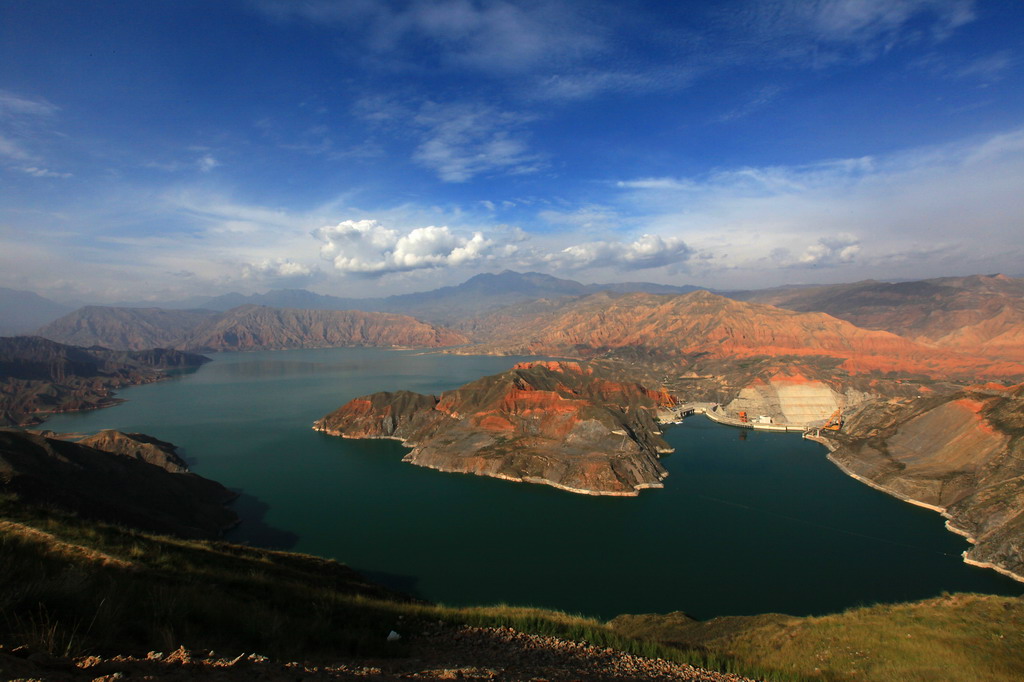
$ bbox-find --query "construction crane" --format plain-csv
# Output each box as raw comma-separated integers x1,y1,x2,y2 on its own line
823,408,844,431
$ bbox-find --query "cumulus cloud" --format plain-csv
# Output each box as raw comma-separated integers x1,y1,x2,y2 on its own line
244,258,314,279
798,233,861,265
547,234,692,271
313,219,511,275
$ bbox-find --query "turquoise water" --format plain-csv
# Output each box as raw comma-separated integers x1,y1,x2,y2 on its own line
44,347,1023,620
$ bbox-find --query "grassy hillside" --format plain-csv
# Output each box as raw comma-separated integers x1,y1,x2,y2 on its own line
611,595,1024,681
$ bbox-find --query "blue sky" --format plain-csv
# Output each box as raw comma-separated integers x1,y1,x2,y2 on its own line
1,0,1022,302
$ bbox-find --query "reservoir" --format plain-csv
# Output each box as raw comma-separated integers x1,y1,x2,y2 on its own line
43,347,1023,620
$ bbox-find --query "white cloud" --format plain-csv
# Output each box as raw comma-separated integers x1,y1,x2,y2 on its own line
313,219,509,275
21,166,72,178
0,134,34,162
411,101,542,182
0,90,58,118
0,90,69,178
611,126,1024,287
547,233,692,271
243,258,315,279
732,0,976,67
798,233,861,265
197,154,220,173
256,0,602,75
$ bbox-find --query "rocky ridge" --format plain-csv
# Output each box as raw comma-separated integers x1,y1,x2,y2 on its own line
75,429,190,473
315,361,678,496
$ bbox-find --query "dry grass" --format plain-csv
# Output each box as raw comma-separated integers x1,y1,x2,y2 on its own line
611,594,1024,681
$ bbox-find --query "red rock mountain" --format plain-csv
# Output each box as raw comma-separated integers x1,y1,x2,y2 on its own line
464,290,1024,380
315,361,678,496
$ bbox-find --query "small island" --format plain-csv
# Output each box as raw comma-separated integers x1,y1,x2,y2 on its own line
315,361,679,496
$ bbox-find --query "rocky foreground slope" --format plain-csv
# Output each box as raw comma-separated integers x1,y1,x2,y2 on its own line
0,428,236,538
816,383,1024,580
0,336,209,426
316,361,678,496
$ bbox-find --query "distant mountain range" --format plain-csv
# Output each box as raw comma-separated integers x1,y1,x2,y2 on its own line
192,270,703,323
2,271,703,334
0,287,73,335
10,271,1024,374
37,305,468,352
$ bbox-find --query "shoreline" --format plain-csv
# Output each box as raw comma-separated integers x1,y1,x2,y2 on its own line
816,441,1024,584
312,423,664,497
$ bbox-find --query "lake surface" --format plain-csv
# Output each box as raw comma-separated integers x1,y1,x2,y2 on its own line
44,347,1023,620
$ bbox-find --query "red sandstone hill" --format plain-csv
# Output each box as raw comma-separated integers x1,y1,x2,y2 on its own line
315,361,678,496
736,274,1024,362
462,290,1024,380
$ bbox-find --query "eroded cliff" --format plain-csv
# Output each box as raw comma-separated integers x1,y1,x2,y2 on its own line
315,361,677,496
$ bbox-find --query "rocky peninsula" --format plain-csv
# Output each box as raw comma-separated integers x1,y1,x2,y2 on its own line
315,361,678,496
